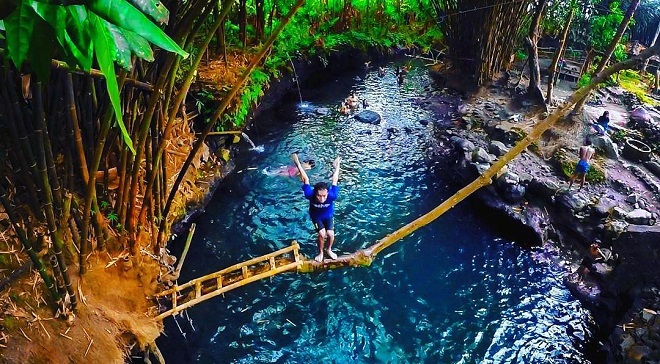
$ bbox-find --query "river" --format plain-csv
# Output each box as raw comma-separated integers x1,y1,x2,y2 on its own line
158,62,594,363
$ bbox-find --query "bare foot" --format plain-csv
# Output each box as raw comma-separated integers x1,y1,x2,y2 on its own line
326,249,337,260
314,253,324,263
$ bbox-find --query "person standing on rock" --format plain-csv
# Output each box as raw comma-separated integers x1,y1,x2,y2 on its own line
592,111,610,135
292,153,341,262
568,145,594,191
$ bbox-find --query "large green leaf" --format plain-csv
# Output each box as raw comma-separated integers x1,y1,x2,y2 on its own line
4,1,37,69
121,27,154,62
63,5,93,71
90,12,135,154
126,0,169,25
105,21,132,70
87,0,187,58
26,13,56,81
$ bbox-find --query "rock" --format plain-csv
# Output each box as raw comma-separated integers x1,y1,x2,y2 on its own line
450,136,475,152
556,192,591,212
588,134,619,159
626,209,654,225
527,177,561,199
472,147,492,163
612,207,629,219
626,194,641,204
504,184,526,203
630,107,653,124
644,160,660,179
595,197,618,217
419,119,429,126
488,140,509,156
470,162,490,176
354,110,381,124
496,171,520,189
457,104,469,115
315,107,330,115
627,344,652,362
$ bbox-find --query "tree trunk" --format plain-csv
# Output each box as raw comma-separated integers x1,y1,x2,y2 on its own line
525,0,547,104
239,0,247,47
642,20,660,73
655,69,659,93
255,0,265,43
579,47,594,77
573,0,640,113
546,5,574,104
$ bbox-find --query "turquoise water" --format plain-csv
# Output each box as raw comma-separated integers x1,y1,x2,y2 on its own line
159,63,593,363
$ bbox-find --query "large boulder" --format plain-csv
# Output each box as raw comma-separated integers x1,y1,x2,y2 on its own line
588,134,619,160
354,110,381,124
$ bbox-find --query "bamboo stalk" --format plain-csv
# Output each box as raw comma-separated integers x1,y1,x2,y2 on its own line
32,81,78,311
0,184,61,311
79,72,127,274
51,60,153,91
0,75,44,220
159,0,306,244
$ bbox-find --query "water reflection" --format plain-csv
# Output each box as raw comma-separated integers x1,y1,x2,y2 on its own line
159,62,592,363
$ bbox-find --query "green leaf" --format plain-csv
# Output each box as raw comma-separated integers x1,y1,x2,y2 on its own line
4,1,36,69
120,27,154,62
26,14,56,81
90,12,135,154
126,0,169,25
87,0,187,58
105,21,132,70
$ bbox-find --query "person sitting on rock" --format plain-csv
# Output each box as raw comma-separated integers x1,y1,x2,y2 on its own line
591,111,610,136
568,145,594,191
578,242,618,278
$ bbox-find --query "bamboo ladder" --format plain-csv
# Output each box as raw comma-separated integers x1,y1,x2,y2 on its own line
153,242,302,320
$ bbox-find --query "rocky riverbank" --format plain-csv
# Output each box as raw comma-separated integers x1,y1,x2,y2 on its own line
415,69,660,363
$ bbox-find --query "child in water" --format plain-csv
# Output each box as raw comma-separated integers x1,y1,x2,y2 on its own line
263,159,315,177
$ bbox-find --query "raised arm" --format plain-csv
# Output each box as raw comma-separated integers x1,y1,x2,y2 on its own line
292,153,310,185
331,156,341,186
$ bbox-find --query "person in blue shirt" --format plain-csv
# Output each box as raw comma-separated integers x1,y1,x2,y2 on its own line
592,111,610,135
292,153,341,262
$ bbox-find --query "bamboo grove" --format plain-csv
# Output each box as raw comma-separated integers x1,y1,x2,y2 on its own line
1,0,659,322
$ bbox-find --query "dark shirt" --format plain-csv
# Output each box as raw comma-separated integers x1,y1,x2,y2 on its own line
596,114,610,131
302,184,338,220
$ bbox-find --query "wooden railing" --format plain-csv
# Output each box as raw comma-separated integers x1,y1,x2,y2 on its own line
153,242,302,320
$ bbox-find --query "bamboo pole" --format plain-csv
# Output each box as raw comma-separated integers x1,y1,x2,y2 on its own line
32,82,78,310
79,72,127,274
0,184,61,311
0,74,44,220
159,0,306,244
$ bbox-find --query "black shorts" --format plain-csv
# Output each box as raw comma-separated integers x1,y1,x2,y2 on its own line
312,217,334,232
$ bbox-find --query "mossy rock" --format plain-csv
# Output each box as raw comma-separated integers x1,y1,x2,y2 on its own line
508,127,527,142
553,148,606,183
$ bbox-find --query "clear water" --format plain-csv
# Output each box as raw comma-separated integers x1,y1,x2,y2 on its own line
158,63,593,363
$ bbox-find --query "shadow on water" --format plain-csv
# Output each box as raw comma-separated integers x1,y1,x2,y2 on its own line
158,61,594,363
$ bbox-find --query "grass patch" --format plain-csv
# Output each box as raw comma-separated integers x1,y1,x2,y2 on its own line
554,148,606,183
617,69,659,106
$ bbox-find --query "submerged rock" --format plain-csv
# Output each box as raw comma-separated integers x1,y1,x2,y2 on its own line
354,110,381,124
